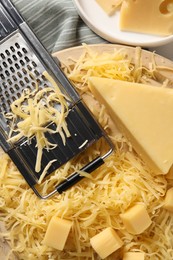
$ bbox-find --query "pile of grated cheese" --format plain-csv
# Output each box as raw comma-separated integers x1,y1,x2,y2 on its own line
1,45,173,260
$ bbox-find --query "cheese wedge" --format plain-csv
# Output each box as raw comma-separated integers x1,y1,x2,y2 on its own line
88,76,173,174
120,0,173,36
96,0,123,15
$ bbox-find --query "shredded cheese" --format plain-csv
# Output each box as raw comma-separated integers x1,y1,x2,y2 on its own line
0,46,173,259
5,72,70,173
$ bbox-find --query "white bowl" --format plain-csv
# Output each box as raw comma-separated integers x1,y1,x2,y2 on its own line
72,0,173,48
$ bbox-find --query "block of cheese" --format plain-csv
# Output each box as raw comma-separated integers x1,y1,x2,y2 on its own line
123,252,145,260
120,0,173,35
163,187,173,212
88,76,173,174
43,216,73,250
120,204,152,235
96,0,123,15
90,227,123,259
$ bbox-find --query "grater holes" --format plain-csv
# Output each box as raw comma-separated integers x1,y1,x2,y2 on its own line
5,91,10,98
12,54,18,61
32,61,37,67
15,43,20,49
7,79,12,86
0,74,5,80
12,75,17,81
2,82,7,88
20,60,25,66
19,80,25,87
5,50,10,56
27,64,32,71
17,72,22,78
25,56,30,63
10,46,15,52
17,51,22,58
22,47,27,54
14,84,20,91
10,67,15,73
22,68,27,74
0,66,2,71
15,63,20,70
0,53,5,59
34,69,40,76
7,58,13,65
10,87,15,94
5,70,10,77
3,61,8,68
24,77,30,83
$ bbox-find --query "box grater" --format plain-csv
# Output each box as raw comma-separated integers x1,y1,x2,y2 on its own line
0,0,113,199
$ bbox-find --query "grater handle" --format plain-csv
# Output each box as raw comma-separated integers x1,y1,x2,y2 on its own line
56,157,104,194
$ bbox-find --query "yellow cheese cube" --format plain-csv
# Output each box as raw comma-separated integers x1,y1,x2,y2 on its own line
120,205,152,235
163,187,173,212
88,76,173,174
120,0,173,36
123,252,145,260
90,227,123,259
43,216,73,250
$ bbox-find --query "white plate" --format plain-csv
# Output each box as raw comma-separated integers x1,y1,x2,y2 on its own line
72,0,173,48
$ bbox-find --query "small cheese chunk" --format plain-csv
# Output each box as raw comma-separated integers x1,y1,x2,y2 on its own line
90,227,123,259
88,76,173,174
96,0,123,15
166,165,173,179
163,187,173,212
43,216,73,250
120,0,173,36
123,252,145,260
120,205,152,235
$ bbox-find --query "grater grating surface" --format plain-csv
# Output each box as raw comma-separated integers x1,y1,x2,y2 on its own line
0,0,113,199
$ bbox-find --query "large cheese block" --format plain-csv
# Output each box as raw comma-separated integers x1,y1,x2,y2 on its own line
88,76,173,174
120,0,173,35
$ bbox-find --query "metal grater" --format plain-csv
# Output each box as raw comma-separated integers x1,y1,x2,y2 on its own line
0,0,113,199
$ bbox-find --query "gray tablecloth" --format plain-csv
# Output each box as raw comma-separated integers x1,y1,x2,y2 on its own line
12,0,107,53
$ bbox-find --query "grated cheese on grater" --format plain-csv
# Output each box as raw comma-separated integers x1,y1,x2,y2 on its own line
5,71,70,173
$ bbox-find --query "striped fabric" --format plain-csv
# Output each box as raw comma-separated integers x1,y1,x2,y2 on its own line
12,0,107,53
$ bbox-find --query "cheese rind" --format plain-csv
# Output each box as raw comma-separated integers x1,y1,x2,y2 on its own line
163,187,173,212
120,205,152,235
90,227,123,259
43,216,73,250
120,0,173,36
88,76,173,174
123,252,145,260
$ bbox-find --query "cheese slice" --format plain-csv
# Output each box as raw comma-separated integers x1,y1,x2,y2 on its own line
120,0,173,36
96,0,123,15
88,76,173,174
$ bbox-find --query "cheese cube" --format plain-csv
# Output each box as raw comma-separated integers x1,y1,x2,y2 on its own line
123,252,145,260
120,0,173,36
90,227,123,259
120,205,152,235
163,187,173,212
43,216,73,250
